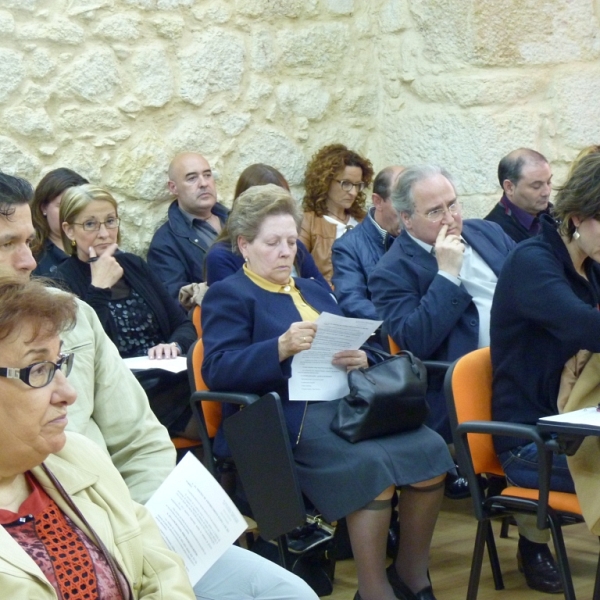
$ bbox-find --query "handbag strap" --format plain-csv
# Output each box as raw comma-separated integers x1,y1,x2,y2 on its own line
41,463,132,600
361,345,423,376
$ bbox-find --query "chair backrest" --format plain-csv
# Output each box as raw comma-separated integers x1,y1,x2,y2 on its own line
223,392,306,540
388,335,401,355
445,347,504,477
191,305,202,338
187,338,222,438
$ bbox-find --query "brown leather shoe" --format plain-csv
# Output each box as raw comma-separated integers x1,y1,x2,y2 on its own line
517,537,564,594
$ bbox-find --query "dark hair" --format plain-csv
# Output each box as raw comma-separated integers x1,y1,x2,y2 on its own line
213,164,290,246
302,143,373,219
373,167,398,200
31,168,88,257
0,173,33,219
497,149,548,188
0,275,77,342
554,153,600,239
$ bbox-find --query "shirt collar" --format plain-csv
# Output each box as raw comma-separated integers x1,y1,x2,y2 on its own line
499,194,539,231
243,263,294,293
367,207,388,243
177,204,216,227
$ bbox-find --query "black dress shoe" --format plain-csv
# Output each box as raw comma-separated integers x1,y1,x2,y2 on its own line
517,537,564,594
354,592,362,600
386,565,438,600
444,468,470,500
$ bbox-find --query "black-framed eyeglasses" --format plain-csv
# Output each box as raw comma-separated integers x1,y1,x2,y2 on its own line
335,179,366,193
71,217,120,232
0,352,74,388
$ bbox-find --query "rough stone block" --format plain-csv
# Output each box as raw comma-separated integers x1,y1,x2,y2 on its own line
246,79,273,110
191,4,231,24
325,0,354,16
0,10,14,33
66,47,121,102
412,72,549,107
151,14,185,39
551,67,600,149
67,0,114,15
235,0,317,18
235,129,305,185
4,106,52,137
123,0,155,8
131,45,173,107
276,82,330,121
251,29,274,73
94,13,141,41
28,47,56,79
178,29,244,106
277,23,349,76
378,0,410,33
0,48,24,103
23,83,50,107
0,0,37,10
57,106,123,131
157,0,193,8
220,113,251,137
0,135,40,180
165,119,221,155
51,141,106,183
17,18,85,45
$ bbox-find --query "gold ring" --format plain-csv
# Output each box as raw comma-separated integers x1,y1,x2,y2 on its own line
303,337,306,343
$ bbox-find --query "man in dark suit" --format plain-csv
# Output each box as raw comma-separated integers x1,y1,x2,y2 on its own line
484,148,553,242
370,165,561,594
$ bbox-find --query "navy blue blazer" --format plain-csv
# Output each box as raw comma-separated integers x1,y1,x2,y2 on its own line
147,200,229,299
201,270,341,452
331,208,395,320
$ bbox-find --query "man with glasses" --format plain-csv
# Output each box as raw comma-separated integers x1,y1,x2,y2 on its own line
369,165,515,441
331,165,404,320
0,172,176,504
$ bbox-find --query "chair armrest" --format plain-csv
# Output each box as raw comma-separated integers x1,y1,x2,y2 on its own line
190,390,259,407
422,361,452,378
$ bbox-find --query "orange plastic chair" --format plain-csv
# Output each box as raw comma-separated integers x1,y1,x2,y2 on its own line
445,347,588,600
191,305,202,338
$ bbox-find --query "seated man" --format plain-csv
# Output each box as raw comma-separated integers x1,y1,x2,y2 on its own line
369,165,515,440
148,152,229,300
0,172,317,600
484,148,553,243
331,165,403,320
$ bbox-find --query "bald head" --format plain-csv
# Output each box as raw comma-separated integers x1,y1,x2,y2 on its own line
372,165,405,236
498,148,552,215
167,152,217,218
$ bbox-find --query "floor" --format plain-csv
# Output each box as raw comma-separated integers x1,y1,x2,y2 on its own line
325,496,598,600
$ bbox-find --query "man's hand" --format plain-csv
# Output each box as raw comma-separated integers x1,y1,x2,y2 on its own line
89,244,124,289
434,224,464,277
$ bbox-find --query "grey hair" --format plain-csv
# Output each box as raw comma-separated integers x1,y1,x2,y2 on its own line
227,183,301,255
390,165,456,216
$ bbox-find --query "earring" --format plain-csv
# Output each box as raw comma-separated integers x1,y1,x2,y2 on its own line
244,256,248,263
43,213,47,217
71,239,76,248
573,228,581,240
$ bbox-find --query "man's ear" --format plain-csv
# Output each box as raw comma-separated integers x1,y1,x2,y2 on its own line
400,212,412,231
167,180,177,196
502,179,515,198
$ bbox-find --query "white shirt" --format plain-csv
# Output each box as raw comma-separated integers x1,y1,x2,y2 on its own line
323,214,359,239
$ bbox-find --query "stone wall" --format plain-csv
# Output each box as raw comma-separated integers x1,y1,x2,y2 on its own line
0,0,598,254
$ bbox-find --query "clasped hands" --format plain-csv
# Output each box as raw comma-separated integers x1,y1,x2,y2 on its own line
277,321,367,371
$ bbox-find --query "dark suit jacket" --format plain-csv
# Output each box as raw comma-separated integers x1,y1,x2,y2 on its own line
369,220,515,439
201,270,341,452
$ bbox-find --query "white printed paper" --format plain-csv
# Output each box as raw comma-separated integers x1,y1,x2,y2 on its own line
539,407,600,428
145,452,247,586
288,312,381,401
124,355,187,373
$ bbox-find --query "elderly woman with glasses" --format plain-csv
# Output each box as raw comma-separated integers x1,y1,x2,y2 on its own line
300,144,373,284
54,184,197,437
0,276,196,599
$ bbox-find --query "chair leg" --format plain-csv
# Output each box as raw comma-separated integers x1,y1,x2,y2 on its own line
484,520,504,590
499,516,510,539
547,515,577,600
467,520,489,600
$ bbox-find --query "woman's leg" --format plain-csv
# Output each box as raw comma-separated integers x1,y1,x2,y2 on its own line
346,485,397,600
394,474,445,593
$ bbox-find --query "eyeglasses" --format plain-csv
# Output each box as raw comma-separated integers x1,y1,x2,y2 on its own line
0,352,74,388
71,217,120,232
335,179,367,193
419,201,460,223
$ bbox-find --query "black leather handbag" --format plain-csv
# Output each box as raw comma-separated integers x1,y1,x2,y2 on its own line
330,349,429,443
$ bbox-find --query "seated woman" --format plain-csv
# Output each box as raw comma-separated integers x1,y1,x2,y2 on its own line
55,184,197,437
31,168,89,276
0,276,195,599
201,184,454,600
300,144,373,284
205,163,328,288
491,153,600,591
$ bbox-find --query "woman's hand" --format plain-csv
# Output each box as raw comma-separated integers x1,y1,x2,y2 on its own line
89,244,123,289
148,342,181,360
278,321,318,362
332,349,368,372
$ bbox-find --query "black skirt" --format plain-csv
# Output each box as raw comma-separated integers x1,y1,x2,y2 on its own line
292,400,455,522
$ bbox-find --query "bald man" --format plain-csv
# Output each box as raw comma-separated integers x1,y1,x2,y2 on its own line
484,148,553,243
148,153,229,299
